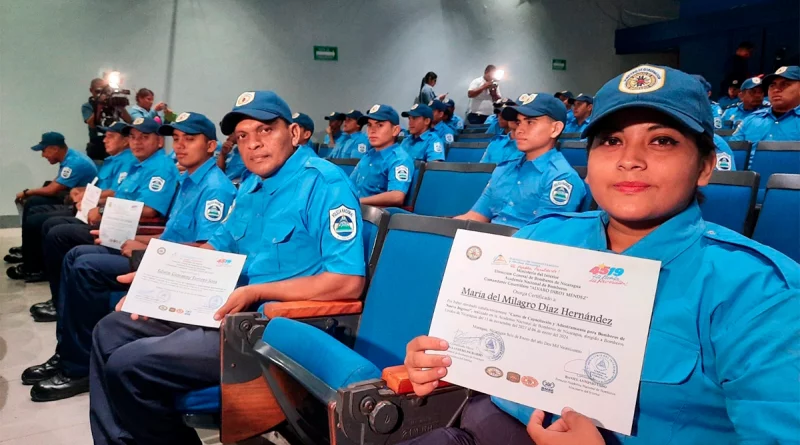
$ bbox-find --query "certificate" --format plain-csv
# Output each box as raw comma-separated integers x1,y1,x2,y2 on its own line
98,197,143,249
76,180,102,224
428,230,660,435
121,239,246,328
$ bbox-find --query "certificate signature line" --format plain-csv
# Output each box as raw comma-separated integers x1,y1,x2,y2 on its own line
460,294,610,327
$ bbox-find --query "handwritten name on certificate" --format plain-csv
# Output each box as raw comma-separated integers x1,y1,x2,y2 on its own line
428,230,660,435
122,239,246,328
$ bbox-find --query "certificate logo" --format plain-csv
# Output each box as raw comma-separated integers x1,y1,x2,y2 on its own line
168,307,176,312
158,305,168,311
541,380,555,393
176,308,184,314
157,247,167,255
522,376,538,387
485,367,503,378
216,258,233,267
506,372,521,383
585,352,618,385
491,255,508,265
466,246,482,261
589,264,627,285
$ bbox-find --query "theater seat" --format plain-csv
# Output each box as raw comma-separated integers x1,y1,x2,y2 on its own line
560,132,582,140
748,141,800,202
698,171,759,235
752,174,800,262
329,158,360,177
715,129,735,140
445,141,489,162
559,140,588,167
455,133,493,143
317,146,332,158
727,141,752,171
403,160,425,209
413,162,495,217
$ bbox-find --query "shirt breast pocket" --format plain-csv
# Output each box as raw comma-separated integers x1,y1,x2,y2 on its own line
250,223,296,276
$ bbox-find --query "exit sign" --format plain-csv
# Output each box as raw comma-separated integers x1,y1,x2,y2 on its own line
552,59,567,71
314,46,338,61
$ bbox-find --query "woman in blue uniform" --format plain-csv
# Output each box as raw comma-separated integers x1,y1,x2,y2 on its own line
402,65,799,445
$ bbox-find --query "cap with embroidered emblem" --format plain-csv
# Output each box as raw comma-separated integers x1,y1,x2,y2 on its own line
121,118,161,136
158,112,217,140
31,132,66,151
99,121,128,134
428,99,449,112
573,94,594,105
501,93,567,123
401,104,433,120
345,110,364,121
740,77,764,91
292,112,315,133
358,104,400,126
763,66,800,88
324,112,346,121
554,90,574,100
220,91,293,135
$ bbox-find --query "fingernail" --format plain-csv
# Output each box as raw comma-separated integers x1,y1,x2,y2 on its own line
563,407,574,414
440,340,448,349
442,356,452,366
437,367,446,376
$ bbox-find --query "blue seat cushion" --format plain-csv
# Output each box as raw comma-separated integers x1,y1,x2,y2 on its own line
176,386,220,413
263,317,381,390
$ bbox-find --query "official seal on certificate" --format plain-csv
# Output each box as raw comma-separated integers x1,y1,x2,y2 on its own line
453,330,505,361
584,352,618,384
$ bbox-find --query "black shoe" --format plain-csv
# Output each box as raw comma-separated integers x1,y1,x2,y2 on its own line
24,271,46,283
30,372,89,402
6,264,25,280
8,246,22,255
32,303,58,323
22,354,61,385
3,253,23,264
30,300,53,314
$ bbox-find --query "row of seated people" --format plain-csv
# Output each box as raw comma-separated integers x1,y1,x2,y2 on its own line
10,64,800,444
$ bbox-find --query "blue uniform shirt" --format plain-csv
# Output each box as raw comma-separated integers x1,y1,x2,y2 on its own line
484,115,503,135
713,134,737,171
434,121,456,145
447,115,465,132
57,148,98,188
564,118,591,134
127,105,164,122
160,158,236,243
497,202,800,444
400,130,445,162
223,146,247,180
472,149,585,227
96,149,137,191
298,143,319,157
729,104,800,163
718,95,739,109
341,132,371,159
711,102,724,129
418,84,436,105
480,133,521,164
721,103,763,129
323,131,346,147
116,150,179,216
208,148,365,285
349,144,415,198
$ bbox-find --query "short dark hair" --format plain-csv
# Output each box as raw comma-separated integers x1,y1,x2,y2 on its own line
738,41,754,50
90,78,104,88
484,64,496,74
57,143,68,150
136,88,154,99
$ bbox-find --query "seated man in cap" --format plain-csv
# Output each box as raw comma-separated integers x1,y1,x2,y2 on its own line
430,99,457,145
555,90,575,127
400,104,446,162
292,112,318,153
730,66,800,161
480,99,520,164
455,93,586,228
217,133,247,182
350,104,415,207
329,110,370,159
323,111,346,147
444,99,465,132
7,132,98,281
564,94,593,134
722,76,766,129
719,79,742,109
23,112,236,402
89,90,366,445
692,75,724,129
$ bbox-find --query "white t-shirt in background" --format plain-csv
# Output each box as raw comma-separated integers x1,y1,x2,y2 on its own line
467,76,500,115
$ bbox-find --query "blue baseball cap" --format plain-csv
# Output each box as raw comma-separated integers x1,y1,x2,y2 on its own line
358,104,400,126
292,112,315,133
445,98,456,108
401,104,433,120
582,64,714,139
555,90,574,100
31,132,65,151
740,76,765,91
493,98,516,114
345,110,364,121
99,121,128,133
763,66,800,87
691,75,713,94
573,93,594,105
324,112,346,121
158,112,217,140
220,91,293,135
121,117,161,136
501,93,568,123
429,99,449,112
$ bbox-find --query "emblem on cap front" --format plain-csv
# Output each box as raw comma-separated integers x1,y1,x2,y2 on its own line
329,112,336,117
175,112,190,123
518,94,530,102
292,112,300,119
133,117,145,125
369,104,380,114
236,92,255,107
619,65,666,94
522,94,537,105
411,104,418,110
348,109,355,113
752,77,762,85
776,66,788,75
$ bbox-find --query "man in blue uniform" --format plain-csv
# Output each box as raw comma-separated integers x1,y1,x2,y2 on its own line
713,134,737,171
693,75,724,129
7,132,98,281
400,104,445,162
34,118,179,322
292,112,317,152
329,110,370,159
730,66,800,163
323,111,346,147
721,77,766,129
563,94,593,134
718,79,742,109
480,99,520,164
444,99,464,132
555,90,575,127
455,93,585,228
216,133,247,181
430,99,457,145
88,90,366,445
350,104,415,207
23,112,236,402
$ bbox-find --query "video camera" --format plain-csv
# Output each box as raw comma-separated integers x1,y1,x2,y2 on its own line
90,71,130,127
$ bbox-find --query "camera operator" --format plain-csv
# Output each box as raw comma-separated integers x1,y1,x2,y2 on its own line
128,88,170,122
81,78,132,160
466,64,502,124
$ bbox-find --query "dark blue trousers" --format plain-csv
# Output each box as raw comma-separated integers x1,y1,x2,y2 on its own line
90,312,220,445
21,205,73,273
56,245,129,378
41,218,93,303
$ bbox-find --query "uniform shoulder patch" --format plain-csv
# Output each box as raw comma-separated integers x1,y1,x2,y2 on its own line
149,176,166,192
117,172,128,184
714,117,722,129
357,143,367,154
716,152,732,171
329,205,357,241
395,165,410,182
445,133,454,144
60,167,72,179
619,65,666,94
433,141,443,153
204,199,224,222
549,180,573,206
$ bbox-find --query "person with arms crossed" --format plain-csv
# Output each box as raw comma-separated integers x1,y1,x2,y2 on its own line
455,93,585,228
88,90,366,445
349,105,415,207
400,104,446,162
466,64,502,124
401,65,799,445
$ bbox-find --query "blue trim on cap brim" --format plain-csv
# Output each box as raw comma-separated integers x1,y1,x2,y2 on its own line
581,102,706,139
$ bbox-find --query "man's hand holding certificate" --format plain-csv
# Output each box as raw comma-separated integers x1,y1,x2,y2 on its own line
428,230,661,435
121,239,245,328
98,197,143,249
76,180,102,224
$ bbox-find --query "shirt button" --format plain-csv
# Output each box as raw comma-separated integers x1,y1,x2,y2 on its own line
706,230,716,236
517,181,521,185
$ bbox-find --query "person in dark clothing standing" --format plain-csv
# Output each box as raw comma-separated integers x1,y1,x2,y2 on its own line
720,41,753,96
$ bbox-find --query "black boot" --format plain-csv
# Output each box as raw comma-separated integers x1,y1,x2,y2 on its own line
32,302,58,322
22,354,61,385
30,371,90,402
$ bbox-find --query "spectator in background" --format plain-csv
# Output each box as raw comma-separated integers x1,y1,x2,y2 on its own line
444,99,464,131
555,91,575,127
324,111,346,147
127,88,170,122
720,41,753,96
480,98,520,164
416,72,447,105
329,110,370,159
718,79,742,109
82,78,133,160
292,112,318,154
721,77,766,129
430,100,457,145
466,65,502,124
400,104,445,162
693,75,724,129
564,94,593,134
